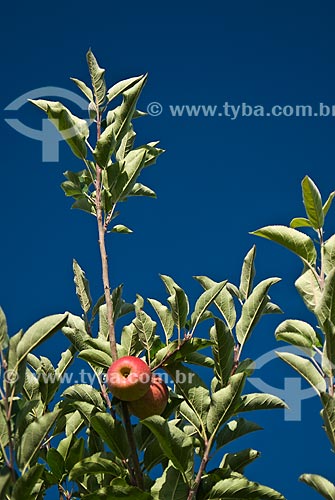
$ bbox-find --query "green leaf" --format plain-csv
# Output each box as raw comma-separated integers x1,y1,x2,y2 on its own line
220,448,260,473
238,393,287,412
301,175,324,229
93,122,116,168
56,345,77,378
120,323,143,357
216,418,263,450
0,467,11,499
142,415,193,483
90,413,130,460
323,191,335,218
73,259,92,314
239,245,256,300
194,276,236,330
208,475,285,499
251,225,317,266
70,77,94,102
16,313,68,368
106,75,147,150
62,384,105,410
151,463,189,499
322,320,335,377
116,125,136,161
69,451,122,480
66,436,85,471
79,349,113,369
133,309,156,356
11,464,44,500
207,373,246,435
316,268,335,326
290,217,313,229
300,473,335,500
320,393,335,451
324,235,335,276
160,275,189,332
275,319,322,348
129,182,156,198
236,278,280,347
276,351,326,395
295,268,321,312
29,99,88,159
210,318,234,388
112,149,147,202
17,409,60,472
107,75,144,103
62,313,92,351
82,479,152,499
46,448,65,481
86,49,106,105
111,224,133,233
0,307,8,350
189,280,227,334
148,298,174,342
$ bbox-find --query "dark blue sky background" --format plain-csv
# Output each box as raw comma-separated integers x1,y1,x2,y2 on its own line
1,2,335,498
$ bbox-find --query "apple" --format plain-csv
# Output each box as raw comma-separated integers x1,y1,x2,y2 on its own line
128,374,169,419
106,356,151,401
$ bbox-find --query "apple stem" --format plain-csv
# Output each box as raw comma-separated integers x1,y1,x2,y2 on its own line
121,401,144,489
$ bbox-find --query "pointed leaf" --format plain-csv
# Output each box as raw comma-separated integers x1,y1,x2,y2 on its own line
16,313,68,367
277,351,326,394
216,418,262,451
239,393,287,412
0,307,8,350
207,373,246,435
93,122,116,168
210,318,234,387
17,409,60,471
129,182,156,198
300,473,335,500
194,275,236,329
73,259,92,314
236,278,280,347
190,280,227,334
79,349,113,369
290,217,313,228
148,298,174,342
251,225,317,265
301,175,324,229
69,452,122,480
239,245,256,300
208,475,285,499
86,49,106,105
112,224,133,233
107,75,144,102
142,415,193,482
323,191,335,217
11,464,44,500
29,99,88,159
220,448,260,473
62,384,105,410
90,413,130,460
70,77,94,102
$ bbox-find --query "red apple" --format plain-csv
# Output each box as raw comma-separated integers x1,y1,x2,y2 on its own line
106,356,151,401
128,375,169,419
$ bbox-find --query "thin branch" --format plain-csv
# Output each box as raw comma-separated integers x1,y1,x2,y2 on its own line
121,401,144,489
187,438,211,500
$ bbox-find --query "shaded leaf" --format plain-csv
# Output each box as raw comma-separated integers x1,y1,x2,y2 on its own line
11,464,44,500
220,448,260,473
79,349,113,369
216,418,263,450
238,393,287,412
320,393,335,451
151,463,188,499
90,413,130,460
69,452,122,480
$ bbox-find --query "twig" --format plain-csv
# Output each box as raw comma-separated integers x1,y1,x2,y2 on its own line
187,438,211,500
121,401,144,489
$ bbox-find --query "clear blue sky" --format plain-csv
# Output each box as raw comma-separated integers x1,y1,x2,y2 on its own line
1,2,335,498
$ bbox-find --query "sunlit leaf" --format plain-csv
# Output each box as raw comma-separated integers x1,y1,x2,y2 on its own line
276,351,326,395
301,176,324,229
239,245,256,300
300,473,335,500
275,319,321,348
